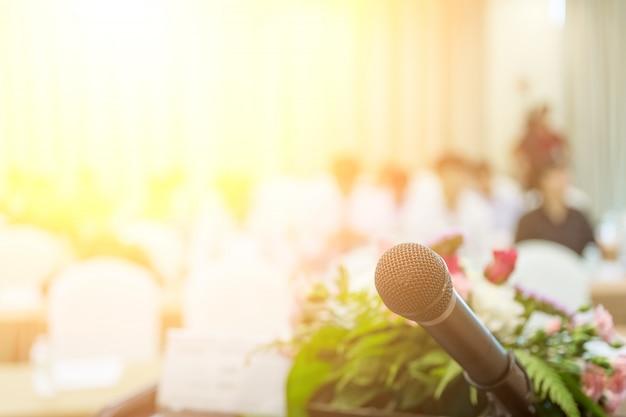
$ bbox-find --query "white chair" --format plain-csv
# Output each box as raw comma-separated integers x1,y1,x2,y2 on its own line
0,225,68,310
47,257,161,361
509,239,591,312
115,220,186,286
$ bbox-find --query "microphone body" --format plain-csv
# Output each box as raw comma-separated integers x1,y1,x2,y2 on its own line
421,292,508,385
422,292,534,416
374,243,535,417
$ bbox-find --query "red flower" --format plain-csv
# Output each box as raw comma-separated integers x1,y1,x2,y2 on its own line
484,248,518,285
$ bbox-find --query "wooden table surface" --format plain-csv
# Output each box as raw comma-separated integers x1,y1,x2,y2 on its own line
0,359,161,417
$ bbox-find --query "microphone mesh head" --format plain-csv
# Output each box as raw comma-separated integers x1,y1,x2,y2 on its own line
374,242,454,323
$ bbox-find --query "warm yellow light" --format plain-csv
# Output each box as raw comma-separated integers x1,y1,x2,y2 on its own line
0,0,444,223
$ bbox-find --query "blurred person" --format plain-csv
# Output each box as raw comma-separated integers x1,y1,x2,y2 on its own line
401,154,496,266
331,155,361,199
272,155,368,269
513,103,569,191
515,160,595,256
367,163,412,243
324,155,370,253
378,163,410,209
187,171,268,271
472,161,525,247
293,154,399,264
513,104,591,214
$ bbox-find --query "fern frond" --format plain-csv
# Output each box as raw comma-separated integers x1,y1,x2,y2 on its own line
514,350,580,417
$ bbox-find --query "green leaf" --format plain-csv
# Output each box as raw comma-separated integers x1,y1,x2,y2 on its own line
434,361,462,399
514,350,580,417
561,373,608,417
589,356,612,370
397,377,432,410
385,351,406,387
335,357,383,390
286,327,349,417
345,329,401,360
408,350,450,374
469,386,478,406
335,266,350,300
330,384,382,409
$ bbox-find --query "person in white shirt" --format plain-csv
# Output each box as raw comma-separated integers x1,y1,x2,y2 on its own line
401,154,496,266
472,161,525,247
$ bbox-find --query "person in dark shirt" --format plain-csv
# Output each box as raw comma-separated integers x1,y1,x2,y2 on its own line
515,161,595,255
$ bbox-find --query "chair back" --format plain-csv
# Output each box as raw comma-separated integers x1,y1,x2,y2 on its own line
509,239,590,312
48,257,161,361
0,225,68,309
116,220,185,286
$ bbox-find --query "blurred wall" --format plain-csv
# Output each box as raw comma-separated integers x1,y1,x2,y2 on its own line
0,0,487,198
0,0,581,199
566,0,626,218
484,0,566,175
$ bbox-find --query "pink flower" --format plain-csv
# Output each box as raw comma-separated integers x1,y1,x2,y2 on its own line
593,305,616,344
452,273,472,301
442,254,463,276
377,239,394,255
484,248,518,285
582,363,606,402
440,254,471,300
607,355,626,395
544,318,562,335
604,390,626,415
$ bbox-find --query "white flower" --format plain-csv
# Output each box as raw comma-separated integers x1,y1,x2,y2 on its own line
470,280,524,338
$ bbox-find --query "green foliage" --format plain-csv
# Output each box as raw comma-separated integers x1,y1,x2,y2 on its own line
434,361,462,400
514,350,580,417
287,326,350,417
284,238,623,417
513,288,572,336
285,267,485,416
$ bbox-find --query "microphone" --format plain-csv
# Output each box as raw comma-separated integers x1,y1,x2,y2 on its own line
374,243,535,417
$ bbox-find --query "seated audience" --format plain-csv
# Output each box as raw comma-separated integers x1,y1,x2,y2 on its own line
515,160,595,256
402,154,495,266
472,161,524,247
374,163,411,241
378,163,410,210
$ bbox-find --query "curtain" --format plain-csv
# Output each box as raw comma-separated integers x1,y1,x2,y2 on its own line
0,0,486,198
565,0,626,219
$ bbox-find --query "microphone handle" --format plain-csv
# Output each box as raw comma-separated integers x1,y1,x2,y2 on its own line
466,351,536,417
420,294,536,417
421,294,509,386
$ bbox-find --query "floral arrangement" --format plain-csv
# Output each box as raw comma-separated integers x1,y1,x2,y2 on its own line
281,235,626,417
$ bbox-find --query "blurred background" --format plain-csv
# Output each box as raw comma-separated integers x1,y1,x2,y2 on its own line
0,0,625,415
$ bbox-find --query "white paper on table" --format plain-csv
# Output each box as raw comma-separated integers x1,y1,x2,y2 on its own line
157,329,291,417
51,356,125,391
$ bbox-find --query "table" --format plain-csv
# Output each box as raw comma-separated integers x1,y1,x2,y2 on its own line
0,307,45,362
0,359,161,417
